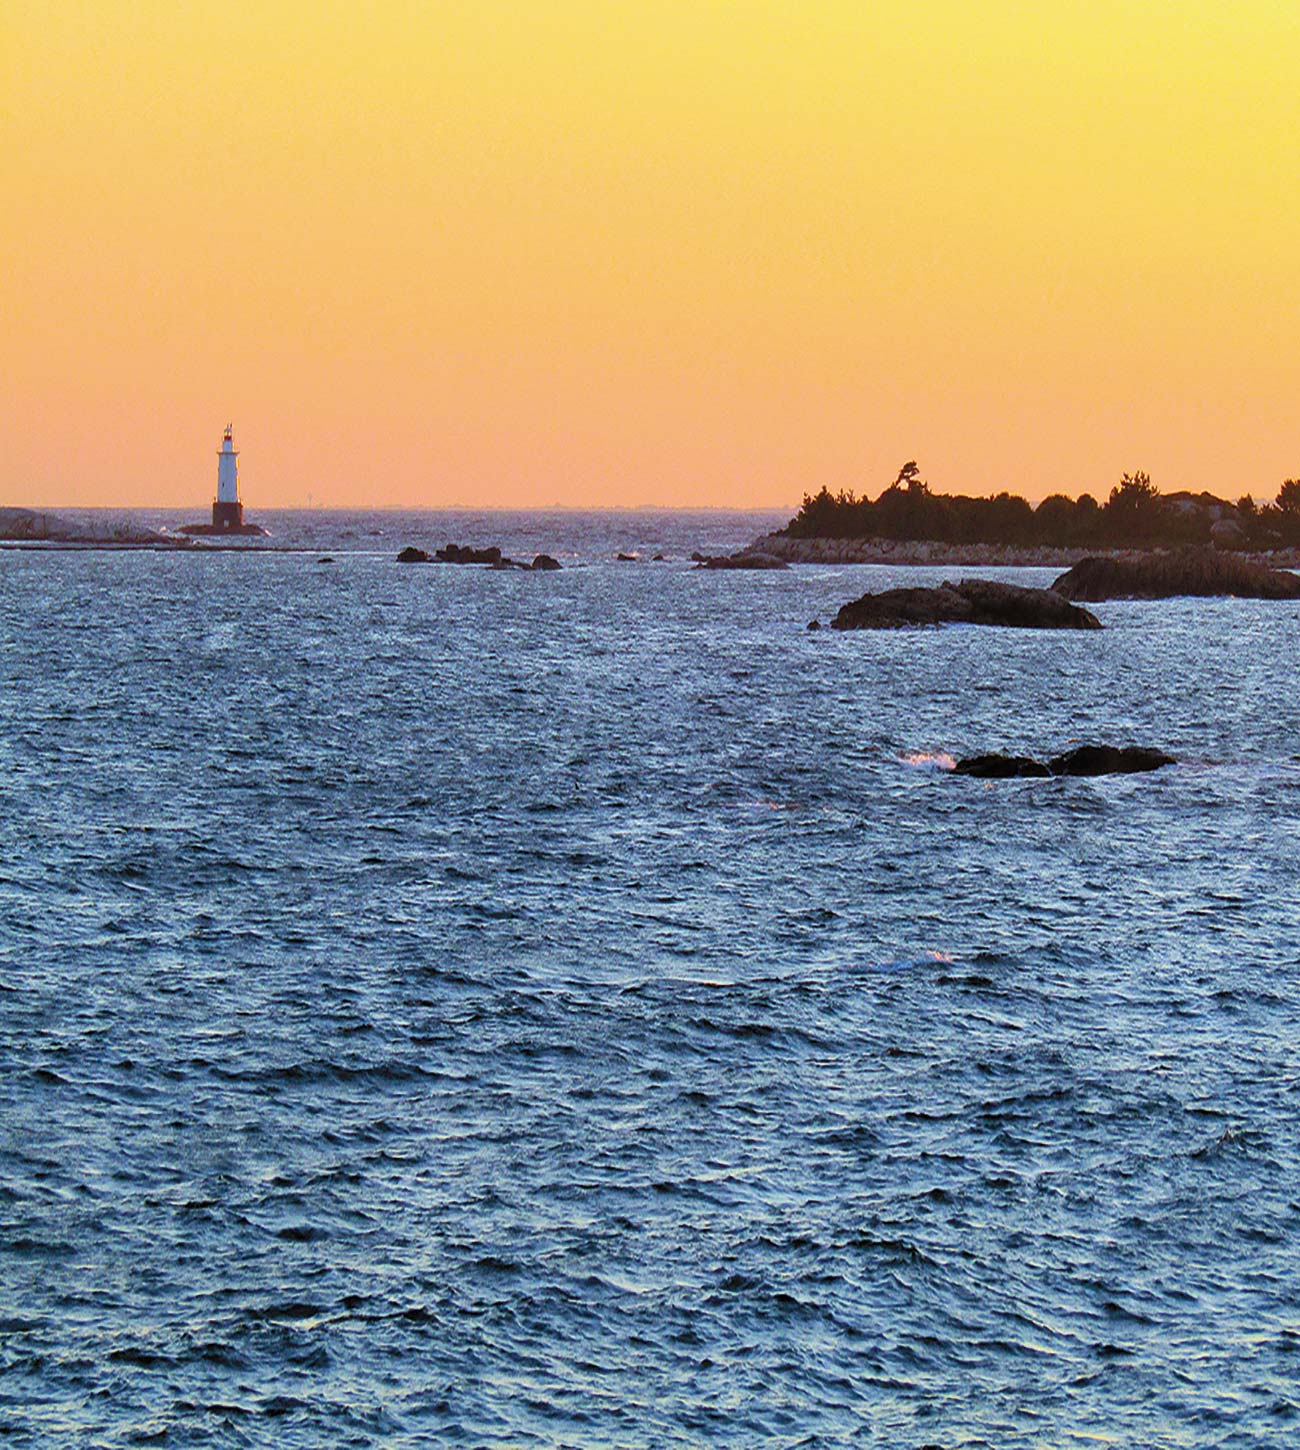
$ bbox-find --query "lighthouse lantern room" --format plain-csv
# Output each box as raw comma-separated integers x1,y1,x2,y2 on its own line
213,425,244,529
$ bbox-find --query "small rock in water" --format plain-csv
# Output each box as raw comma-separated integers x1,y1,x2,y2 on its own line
694,553,789,570
617,552,638,561
531,553,561,571
953,746,1176,778
807,619,821,631
397,546,430,563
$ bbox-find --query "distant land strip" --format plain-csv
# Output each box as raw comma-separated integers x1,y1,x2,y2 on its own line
773,463,1300,560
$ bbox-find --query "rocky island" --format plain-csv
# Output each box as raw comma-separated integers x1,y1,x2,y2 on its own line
830,579,1101,630
398,544,561,570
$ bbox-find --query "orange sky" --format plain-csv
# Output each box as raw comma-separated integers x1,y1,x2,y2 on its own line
4,2,1299,508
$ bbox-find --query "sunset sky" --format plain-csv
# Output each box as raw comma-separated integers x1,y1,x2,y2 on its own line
5,1,1299,509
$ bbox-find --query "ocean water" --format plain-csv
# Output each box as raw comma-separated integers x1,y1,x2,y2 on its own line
3,510,1300,1448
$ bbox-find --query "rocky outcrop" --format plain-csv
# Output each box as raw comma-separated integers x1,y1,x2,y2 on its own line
0,508,73,541
0,508,180,546
1052,549,1300,601
831,579,1101,630
399,543,560,570
438,544,503,565
954,746,1175,778
694,552,789,570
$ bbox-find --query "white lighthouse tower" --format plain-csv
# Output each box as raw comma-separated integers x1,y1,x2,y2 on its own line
213,424,243,529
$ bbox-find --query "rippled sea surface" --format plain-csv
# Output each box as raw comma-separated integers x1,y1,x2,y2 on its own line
5,510,1300,1447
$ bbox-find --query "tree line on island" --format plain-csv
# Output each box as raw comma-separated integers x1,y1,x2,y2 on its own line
784,462,1300,550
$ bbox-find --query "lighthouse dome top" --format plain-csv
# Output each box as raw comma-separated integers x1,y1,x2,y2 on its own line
219,424,237,455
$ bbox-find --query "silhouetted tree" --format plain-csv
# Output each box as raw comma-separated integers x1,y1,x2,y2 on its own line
892,460,926,493
876,479,944,539
787,486,873,538
985,491,1035,543
1035,493,1086,544
1102,471,1163,544
1107,470,1160,510
1272,480,1300,546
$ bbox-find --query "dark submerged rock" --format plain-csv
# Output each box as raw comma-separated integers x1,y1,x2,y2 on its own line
437,543,502,565
405,542,559,570
954,754,1053,778
832,579,1101,630
1047,745,1176,776
807,619,821,631
953,745,1176,778
617,552,638,561
695,552,789,570
1052,549,1300,601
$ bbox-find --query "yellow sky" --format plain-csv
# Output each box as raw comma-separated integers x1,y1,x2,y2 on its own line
4,1,1299,508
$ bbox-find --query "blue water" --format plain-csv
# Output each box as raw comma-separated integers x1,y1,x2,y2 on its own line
4,511,1300,1447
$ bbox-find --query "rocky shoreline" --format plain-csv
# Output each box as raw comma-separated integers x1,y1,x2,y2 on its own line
0,507,182,548
744,531,1300,570
1052,551,1300,600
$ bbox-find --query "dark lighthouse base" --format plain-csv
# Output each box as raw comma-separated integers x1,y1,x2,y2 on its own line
179,501,268,537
